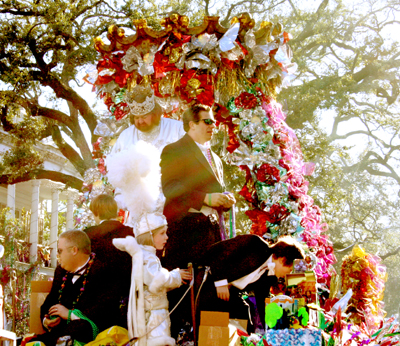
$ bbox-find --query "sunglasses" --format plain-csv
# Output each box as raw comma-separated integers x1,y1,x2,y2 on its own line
197,119,216,125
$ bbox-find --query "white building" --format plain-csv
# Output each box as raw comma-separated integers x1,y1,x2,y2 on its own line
0,130,80,273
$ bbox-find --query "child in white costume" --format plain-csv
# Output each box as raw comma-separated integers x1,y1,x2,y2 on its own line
113,213,192,346
107,140,191,345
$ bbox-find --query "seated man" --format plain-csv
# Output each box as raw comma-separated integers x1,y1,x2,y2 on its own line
196,234,305,332
84,194,133,328
27,230,125,346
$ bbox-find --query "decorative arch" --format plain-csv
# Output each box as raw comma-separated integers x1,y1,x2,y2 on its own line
83,13,336,284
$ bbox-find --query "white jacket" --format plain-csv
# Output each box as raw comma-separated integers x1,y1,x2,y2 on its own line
113,237,181,346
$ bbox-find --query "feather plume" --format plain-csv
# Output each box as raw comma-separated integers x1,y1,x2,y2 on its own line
106,140,160,220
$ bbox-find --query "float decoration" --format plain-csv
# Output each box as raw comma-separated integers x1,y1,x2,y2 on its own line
79,12,400,346
83,12,337,284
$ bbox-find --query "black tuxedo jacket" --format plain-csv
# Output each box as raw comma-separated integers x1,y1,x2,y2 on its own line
199,235,278,327
203,234,274,283
40,257,125,343
84,220,133,276
160,133,225,224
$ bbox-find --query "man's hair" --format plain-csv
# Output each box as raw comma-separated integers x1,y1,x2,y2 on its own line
89,194,118,220
59,230,91,254
270,236,305,266
182,104,211,132
136,226,166,246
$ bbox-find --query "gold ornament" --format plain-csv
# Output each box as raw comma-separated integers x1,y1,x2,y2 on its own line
256,21,275,44
159,71,181,95
170,13,179,24
187,78,201,89
127,75,137,91
272,23,283,36
180,16,189,28
169,46,183,63
186,78,204,97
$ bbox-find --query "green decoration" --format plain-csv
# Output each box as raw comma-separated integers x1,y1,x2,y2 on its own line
71,309,99,340
298,307,309,326
265,302,283,328
319,312,329,330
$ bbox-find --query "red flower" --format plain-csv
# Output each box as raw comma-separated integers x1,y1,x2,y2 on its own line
235,92,258,109
97,158,107,175
265,204,290,223
239,184,258,206
113,103,128,121
153,32,191,78
255,163,280,185
245,209,269,236
92,137,103,159
95,53,130,88
118,209,125,224
214,106,240,153
179,70,214,106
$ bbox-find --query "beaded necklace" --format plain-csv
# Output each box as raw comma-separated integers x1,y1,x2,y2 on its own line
58,253,95,309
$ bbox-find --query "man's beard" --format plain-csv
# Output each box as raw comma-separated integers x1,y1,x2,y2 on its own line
136,116,161,132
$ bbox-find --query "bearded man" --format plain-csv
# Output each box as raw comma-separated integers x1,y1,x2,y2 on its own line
110,86,185,153
107,86,185,227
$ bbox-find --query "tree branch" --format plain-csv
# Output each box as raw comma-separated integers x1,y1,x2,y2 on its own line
0,170,83,191
51,125,93,175
381,246,400,260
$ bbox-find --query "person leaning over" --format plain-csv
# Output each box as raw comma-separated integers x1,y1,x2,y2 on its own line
197,234,305,333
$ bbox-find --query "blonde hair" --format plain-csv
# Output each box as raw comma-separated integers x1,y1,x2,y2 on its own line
136,225,166,246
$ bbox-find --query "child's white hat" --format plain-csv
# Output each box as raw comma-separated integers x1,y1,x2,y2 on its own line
135,212,167,237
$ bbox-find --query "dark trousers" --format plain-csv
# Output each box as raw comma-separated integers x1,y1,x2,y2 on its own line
31,320,93,346
162,213,222,271
163,213,222,338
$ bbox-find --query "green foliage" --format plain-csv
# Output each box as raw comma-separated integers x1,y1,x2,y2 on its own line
0,208,47,336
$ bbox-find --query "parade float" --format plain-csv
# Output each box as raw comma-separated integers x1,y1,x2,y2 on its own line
77,13,399,346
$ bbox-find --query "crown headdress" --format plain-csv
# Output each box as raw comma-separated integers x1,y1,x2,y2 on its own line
125,86,156,116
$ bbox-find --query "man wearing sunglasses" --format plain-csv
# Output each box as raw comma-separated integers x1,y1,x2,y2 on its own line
160,104,235,337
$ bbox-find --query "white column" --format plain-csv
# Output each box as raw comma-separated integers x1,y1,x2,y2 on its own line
50,189,59,268
66,195,74,231
6,184,16,219
29,180,40,263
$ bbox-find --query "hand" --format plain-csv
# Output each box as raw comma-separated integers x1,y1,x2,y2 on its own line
223,193,236,208
216,285,230,301
205,193,236,208
48,304,69,320
44,315,61,329
179,269,193,284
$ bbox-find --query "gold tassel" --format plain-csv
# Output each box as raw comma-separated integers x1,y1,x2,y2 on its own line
255,66,278,99
127,74,137,91
216,66,242,100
